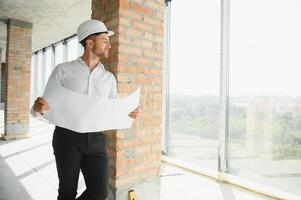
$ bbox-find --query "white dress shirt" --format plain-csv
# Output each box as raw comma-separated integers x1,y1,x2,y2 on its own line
31,57,118,117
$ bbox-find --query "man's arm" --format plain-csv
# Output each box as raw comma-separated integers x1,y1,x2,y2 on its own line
31,64,62,117
33,97,49,113
30,97,49,118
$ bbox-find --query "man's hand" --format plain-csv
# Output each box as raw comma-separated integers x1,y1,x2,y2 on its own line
128,106,140,119
33,97,49,114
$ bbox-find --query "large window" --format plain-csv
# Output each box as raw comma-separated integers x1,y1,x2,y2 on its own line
167,0,221,170
165,0,301,198
228,0,301,196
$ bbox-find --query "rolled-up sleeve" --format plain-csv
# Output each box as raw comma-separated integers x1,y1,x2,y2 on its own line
30,106,43,119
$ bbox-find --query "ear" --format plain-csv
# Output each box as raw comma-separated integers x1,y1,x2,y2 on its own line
86,39,94,48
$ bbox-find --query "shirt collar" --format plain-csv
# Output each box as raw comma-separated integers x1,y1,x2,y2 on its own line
76,57,105,72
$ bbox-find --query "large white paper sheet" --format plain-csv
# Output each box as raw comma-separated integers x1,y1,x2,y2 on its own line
42,76,140,133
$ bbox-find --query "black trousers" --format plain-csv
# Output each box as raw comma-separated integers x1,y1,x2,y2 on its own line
52,126,109,200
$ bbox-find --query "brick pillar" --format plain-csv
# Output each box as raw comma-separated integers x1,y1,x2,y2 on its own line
92,0,164,199
0,48,2,103
3,19,32,139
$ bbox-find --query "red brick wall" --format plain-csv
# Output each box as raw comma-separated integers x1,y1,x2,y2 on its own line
92,0,165,195
4,19,32,136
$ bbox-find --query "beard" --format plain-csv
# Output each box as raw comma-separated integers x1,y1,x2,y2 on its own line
101,51,109,59
92,47,109,59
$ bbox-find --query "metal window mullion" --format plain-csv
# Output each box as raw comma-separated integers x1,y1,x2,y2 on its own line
51,45,55,70
66,40,70,62
51,45,56,70
163,0,172,155
62,40,67,62
218,0,230,174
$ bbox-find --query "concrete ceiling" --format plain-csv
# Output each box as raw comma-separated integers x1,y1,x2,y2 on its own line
0,0,91,62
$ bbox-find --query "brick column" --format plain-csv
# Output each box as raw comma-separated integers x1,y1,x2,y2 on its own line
3,19,32,139
0,48,2,102
92,0,164,199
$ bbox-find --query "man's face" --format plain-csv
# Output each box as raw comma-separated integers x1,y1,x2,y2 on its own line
89,33,111,59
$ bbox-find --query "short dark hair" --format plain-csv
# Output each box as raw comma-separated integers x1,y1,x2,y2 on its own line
80,31,108,48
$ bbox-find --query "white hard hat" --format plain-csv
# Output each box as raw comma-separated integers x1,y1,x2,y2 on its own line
77,19,114,42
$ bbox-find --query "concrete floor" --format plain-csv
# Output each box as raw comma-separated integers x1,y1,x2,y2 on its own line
0,116,276,200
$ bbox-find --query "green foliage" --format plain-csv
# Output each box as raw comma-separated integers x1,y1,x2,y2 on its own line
169,94,219,138
272,113,301,159
273,144,301,160
169,94,301,160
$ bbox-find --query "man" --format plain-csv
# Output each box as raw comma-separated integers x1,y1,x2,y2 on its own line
32,19,139,200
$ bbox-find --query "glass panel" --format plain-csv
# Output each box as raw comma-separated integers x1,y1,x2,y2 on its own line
168,0,220,170
54,43,64,66
67,37,78,61
229,0,301,196
78,41,84,56
36,51,43,97
44,48,53,86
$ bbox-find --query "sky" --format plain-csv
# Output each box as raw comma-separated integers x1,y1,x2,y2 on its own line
169,0,301,96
